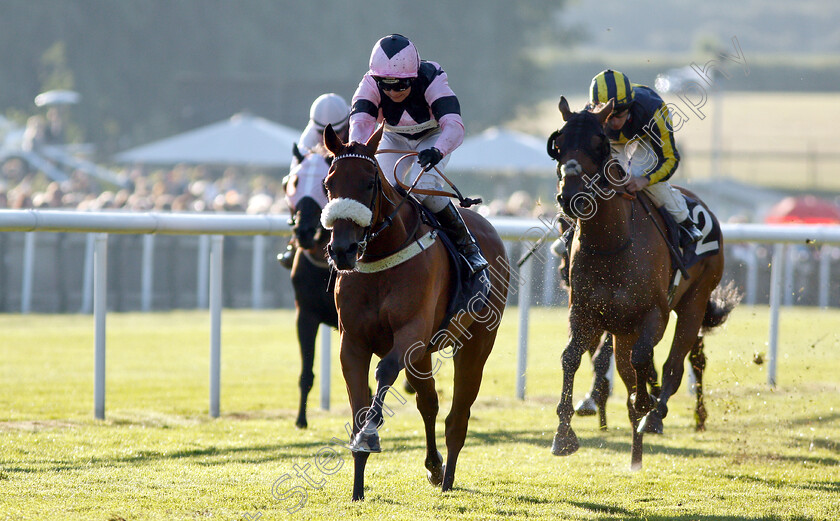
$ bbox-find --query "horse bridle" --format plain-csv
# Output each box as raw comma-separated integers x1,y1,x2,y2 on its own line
547,113,637,256
330,152,421,260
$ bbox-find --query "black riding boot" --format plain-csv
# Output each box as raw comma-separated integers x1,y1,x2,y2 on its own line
434,202,489,275
678,217,703,247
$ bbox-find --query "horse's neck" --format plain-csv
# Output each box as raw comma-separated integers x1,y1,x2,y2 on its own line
577,196,633,252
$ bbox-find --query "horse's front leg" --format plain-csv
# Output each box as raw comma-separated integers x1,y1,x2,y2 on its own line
294,309,319,429
340,341,373,501
350,327,424,454
630,309,668,415
552,320,602,456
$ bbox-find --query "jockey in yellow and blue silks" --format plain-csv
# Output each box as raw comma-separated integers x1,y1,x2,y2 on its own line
591,69,703,245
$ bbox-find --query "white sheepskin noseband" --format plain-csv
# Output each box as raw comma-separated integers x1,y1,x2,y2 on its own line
320,198,373,229
561,159,582,177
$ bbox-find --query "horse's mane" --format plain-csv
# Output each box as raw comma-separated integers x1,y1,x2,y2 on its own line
561,111,604,152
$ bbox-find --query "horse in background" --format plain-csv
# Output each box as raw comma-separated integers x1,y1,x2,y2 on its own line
283,144,337,429
548,97,739,470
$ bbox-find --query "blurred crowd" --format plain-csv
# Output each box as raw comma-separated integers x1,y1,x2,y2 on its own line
0,158,552,219
0,159,287,214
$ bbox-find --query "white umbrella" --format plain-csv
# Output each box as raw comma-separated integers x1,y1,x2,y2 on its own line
446,127,554,173
113,113,301,167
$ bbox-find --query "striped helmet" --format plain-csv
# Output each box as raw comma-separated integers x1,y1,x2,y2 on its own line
590,70,635,110
368,34,420,78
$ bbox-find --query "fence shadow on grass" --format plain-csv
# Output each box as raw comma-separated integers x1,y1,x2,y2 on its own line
565,502,818,521
6,438,343,474
465,427,724,460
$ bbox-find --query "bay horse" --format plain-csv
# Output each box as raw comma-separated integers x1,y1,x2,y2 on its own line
548,97,739,470
321,124,510,500
283,146,337,428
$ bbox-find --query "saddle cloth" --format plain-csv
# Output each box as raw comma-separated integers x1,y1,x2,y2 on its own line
654,195,722,271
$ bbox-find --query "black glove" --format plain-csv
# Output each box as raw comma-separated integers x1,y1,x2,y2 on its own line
417,147,443,171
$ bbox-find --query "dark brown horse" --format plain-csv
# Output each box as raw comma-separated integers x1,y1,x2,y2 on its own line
284,149,337,428
548,97,739,470
321,124,510,500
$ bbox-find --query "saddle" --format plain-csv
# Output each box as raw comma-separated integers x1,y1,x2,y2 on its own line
651,194,721,272
399,189,491,333
649,193,722,304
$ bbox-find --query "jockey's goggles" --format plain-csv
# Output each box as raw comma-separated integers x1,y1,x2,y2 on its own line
374,76,412,92
607,105,631,119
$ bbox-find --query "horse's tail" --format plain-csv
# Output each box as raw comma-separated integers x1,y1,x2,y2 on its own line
701,281,742,333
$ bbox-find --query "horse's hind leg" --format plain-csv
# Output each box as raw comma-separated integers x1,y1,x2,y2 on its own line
689,335,707,431
441,329,496,492
639,292,707,435
404,354,444,487
614,332,646,471
578,332,613,430
294,310,319,429
629,310,668,415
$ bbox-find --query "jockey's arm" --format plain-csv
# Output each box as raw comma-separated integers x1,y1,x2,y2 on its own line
425,69,464,157
349,74,381,144
643,104,680,185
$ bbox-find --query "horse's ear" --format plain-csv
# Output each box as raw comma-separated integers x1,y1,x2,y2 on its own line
365,124,384,152
292,142,304,163
323,124,343,155
558,96,573,121
592,99,614,125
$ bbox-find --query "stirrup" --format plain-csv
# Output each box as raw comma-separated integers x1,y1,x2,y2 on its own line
277,247,295,269
461,244,489,275
679,221,703,246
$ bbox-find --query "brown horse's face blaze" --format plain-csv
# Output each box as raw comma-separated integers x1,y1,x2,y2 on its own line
321,123,384,271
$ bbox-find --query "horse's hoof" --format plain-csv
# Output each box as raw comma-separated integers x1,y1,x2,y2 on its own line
441,469,453,492
630,392,654,414
695,406,707,431
425,451,444,487
630,461,643,472
575,396,598,416
427,464,445,488
637,410,663,434
349,428,381,453
551,429,579,456
295,418,308,429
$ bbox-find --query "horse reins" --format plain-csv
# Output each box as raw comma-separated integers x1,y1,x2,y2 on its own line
376,148,482,208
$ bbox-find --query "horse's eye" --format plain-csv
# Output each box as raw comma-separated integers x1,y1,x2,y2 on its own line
366,180,375,190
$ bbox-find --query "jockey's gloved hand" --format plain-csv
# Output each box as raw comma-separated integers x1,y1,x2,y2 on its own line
417,147,443,171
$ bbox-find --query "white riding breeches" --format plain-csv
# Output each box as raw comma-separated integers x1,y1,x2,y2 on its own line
377,129,451,212
612,143,689,223
643,181,689,223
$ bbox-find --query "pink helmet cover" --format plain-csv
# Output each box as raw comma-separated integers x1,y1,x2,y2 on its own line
368,34,420,78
